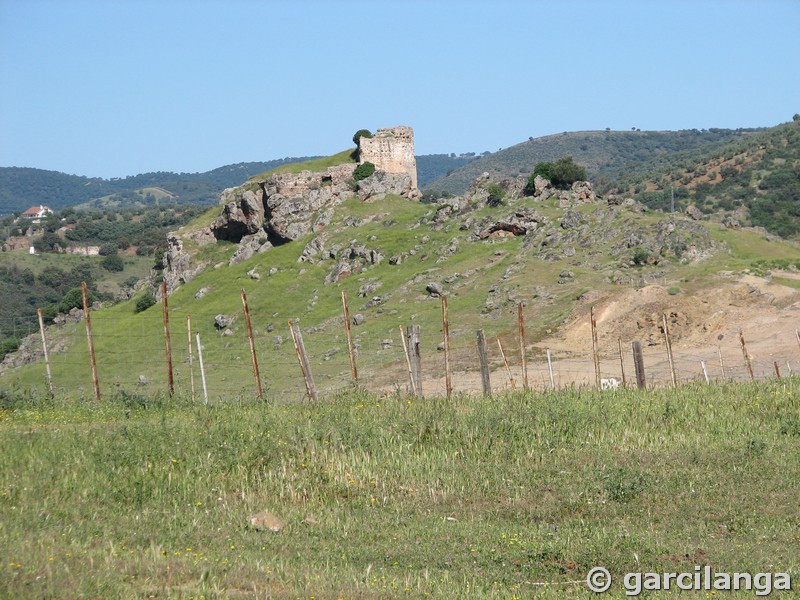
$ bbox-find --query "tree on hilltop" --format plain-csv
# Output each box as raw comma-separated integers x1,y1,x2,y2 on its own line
352,129,373,146
351,129,373,161
525,156,587,193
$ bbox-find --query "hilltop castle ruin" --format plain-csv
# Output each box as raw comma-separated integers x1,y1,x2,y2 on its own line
357,125,419,191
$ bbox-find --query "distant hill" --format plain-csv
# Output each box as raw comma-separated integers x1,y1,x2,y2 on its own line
424,128,763,195
0,154,476,215
611,118,800,238
0,159,321,215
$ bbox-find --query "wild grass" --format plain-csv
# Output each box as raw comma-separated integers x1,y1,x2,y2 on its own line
1,381,798,598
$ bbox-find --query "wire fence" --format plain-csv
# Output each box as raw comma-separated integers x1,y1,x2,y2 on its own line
2,294,799,404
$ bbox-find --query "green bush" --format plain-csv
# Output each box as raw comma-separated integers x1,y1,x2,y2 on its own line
524,156,587,193
486,183,505,207
135,291,157,313
0,337,20,361
353,161,376,182
352,129,373,146
58,287,95,313
632,248,650,266
101,253,124,272
548,156,587,189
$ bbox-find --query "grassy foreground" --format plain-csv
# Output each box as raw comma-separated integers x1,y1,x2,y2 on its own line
1,381,799,598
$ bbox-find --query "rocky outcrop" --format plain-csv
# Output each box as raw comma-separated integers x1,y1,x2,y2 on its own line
324,241,384,284
211,188,266,242
178,125,421,284
159,235,208,298
356,171,416,202
477,209,549,239
262,164,356,242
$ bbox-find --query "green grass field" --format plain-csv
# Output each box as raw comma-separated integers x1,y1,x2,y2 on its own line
1,381,798,598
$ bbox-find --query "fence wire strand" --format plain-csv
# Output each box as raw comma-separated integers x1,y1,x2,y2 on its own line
1,306,798,403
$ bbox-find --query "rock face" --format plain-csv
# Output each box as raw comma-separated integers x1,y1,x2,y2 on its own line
212,188,266,242
358,126,419,194
263,164,356,241
160,235,207,297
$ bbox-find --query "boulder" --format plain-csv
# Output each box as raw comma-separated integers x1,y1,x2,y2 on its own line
426,282,444,297
214,314,235,330
686,205,704,220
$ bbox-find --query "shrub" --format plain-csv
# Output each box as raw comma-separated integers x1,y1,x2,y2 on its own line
353,161,376,182
0,337,20,361
667,286,681,295
58,287,95,313
98,243,117,256
548,156,587,189
101,253,124,272
632,248,650,266
135,291,157,313
486,183,505,207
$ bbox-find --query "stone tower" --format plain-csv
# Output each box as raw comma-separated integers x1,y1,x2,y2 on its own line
357,125,418,192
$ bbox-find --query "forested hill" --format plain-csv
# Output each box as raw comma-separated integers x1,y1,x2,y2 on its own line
0,159,320,214
615,118,800,238
424,128,764,195
0,154,475,215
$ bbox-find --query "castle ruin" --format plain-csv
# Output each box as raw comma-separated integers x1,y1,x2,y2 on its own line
357,125,418,192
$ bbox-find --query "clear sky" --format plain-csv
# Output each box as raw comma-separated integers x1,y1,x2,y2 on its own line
1,0,798,179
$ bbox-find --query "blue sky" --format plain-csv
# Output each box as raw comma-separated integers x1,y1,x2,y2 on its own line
1,0,798,179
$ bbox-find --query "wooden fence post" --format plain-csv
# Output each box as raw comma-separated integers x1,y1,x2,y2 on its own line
701,360,710,384
81,281,100,403
476,329,491,397
195,332,209,405
617,338,627,388
341,291,358,384
161,280,174,398
442,296,452,399
590,306,601,388
662,313,677,387
518,302,529,391
37,307,53,396
241,289,263,401
497,337,516,390
546,348,555,390
739,328,755,382
400,326,418,397
774,361,781,379
187,314,195,403
717,345,726,381
632,341,646,389
405,324,423,398
289,320,317,403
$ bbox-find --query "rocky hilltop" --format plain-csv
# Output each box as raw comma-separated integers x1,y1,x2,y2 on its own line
159,126,421,295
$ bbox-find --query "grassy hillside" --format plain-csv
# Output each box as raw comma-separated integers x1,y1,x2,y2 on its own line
424,128,756,196
1,382,798,598
4,173,800,401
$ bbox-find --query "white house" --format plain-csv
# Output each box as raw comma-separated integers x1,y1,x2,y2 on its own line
20,205,53,223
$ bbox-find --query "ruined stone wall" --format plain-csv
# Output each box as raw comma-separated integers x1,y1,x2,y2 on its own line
358,126,418,191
